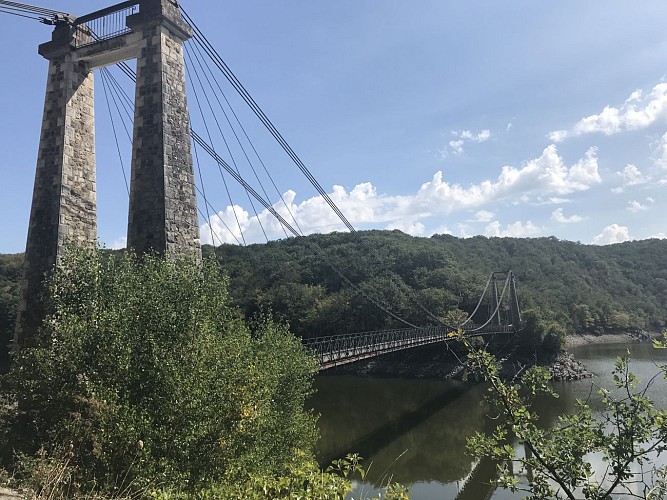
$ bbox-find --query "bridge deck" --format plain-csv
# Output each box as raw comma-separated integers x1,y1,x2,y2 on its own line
303,325,514,370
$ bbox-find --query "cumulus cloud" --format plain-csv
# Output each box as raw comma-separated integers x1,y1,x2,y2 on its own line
627,200,649,213
548,130,568,143
626,197,655,213
473,210,494,222
618,164,647,185
592,224,633,245
109,236,127,249
653,132,667,169
550,83,667,141
385,220,425,236
200,145,600,245
551,208,584,223
456,223,472,238
430,225,453,236
532,197,573,205
651,232,667,239
484,220,540,238
613,164,649,193
408,145,600,217
448,129,491,155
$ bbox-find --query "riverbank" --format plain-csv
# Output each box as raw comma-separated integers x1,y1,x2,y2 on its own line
0,488,20,500
566,331,654,347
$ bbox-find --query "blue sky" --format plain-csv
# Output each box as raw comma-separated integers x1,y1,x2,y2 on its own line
2,1,667,253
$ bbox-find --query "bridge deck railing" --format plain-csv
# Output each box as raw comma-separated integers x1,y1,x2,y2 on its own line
303,324,515,369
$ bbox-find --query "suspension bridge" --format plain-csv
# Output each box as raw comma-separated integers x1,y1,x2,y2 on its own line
2,0,523,366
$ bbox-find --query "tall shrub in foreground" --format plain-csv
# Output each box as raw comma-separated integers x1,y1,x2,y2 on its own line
462,332,667,500
0,248,318,493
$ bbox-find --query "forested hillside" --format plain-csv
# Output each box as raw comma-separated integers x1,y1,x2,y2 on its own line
1,231,666,363
0,253,21,368
203,231,667,339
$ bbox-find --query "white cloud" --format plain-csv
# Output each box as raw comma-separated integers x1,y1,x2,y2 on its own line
199,145,600,245
406,145,600,217
627,200,649,213
651,232,667,239
626,197,654,213
613,164,649,193
473,210,494,222
654,132,667,169
448,129,491,155
484,220,540,238
592,224,633,245
551,208,584,223
550,83,667,141
618,164,647,186
430,225,453,236
456,223,472,238
548,130,568,143
109,236,126,249
533,196,572,205
449,139,465,155
385,220,425,236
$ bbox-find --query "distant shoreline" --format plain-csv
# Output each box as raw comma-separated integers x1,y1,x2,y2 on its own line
566,331,655,348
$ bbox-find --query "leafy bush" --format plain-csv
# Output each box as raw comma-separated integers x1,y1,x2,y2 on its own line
0,248,318,494
465,340,667,499
542,322,566,354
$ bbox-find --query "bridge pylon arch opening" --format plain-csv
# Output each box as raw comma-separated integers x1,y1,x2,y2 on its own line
15,0,200,349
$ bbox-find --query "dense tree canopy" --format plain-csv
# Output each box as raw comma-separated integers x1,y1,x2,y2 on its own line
1,232,666,362
0,253,21,370
0,249,319,494
204,231,667,339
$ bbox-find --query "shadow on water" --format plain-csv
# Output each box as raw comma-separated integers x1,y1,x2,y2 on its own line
311,375,492,485
312,342,667,499
319,383,469,465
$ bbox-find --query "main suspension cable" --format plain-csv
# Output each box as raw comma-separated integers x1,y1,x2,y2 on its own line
0,0,62,17
185,45,267,243
103,18,421,328
180,7,356,234
185,40,295,239
100,69,130,195
467,273,511,333
186,60,247,246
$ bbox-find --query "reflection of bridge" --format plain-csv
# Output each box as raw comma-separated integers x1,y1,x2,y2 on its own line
305,270,522,370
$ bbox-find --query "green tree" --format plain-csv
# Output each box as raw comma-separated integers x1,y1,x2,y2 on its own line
464,338,667,499
0,248,318,494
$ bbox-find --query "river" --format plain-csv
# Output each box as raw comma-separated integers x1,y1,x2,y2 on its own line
311,341,667,499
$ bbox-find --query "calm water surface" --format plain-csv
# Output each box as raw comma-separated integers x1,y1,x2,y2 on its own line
310,342,667,499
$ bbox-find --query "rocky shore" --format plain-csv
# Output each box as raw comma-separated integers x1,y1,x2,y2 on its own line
548,352,593,380
566,331,656,347
0,488,20,500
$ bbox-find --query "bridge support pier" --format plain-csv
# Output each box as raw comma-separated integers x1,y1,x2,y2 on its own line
15,0,200,349
127,4,200,256
15,46,96,348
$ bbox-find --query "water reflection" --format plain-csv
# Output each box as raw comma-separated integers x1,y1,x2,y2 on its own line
311,342,667,499
313,376,488,485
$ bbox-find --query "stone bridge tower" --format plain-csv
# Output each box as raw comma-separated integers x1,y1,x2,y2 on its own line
15,0,200,348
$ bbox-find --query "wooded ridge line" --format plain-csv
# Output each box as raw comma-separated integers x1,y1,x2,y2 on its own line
1,230,666,366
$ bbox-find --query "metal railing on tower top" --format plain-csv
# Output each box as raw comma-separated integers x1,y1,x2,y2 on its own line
72,1,139,48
